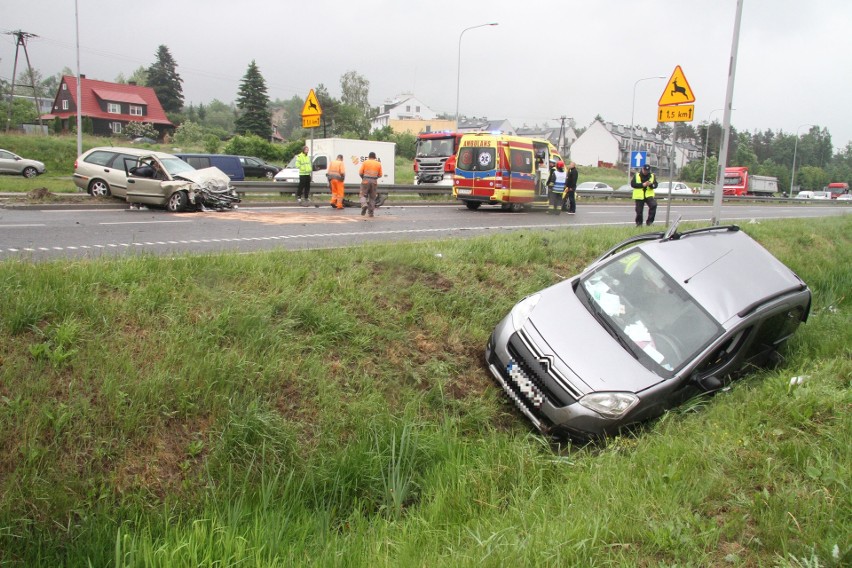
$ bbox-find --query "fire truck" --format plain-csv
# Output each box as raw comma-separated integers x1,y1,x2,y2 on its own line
413,131,465,185
723,167,778,197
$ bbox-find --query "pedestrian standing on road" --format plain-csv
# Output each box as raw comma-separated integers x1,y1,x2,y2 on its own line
295,145,312,205
359,152,383,218
546,160,567,215
562,161,578,214
327,154,345,209
631,164,658,226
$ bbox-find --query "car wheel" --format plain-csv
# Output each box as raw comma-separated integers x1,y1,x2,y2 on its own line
464,200,482,210
22,167,38,178
167,190,189,212
510,202,525,213
375,194,387,208
265,171,275,179
88,179,111,197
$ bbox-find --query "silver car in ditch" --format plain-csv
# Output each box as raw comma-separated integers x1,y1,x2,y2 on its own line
486,220,811,441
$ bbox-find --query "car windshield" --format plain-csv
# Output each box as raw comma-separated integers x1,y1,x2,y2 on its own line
159,158,196,177
579,250,721,373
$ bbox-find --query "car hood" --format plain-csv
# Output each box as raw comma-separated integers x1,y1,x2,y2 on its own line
526,280,666,394
174,167,231,188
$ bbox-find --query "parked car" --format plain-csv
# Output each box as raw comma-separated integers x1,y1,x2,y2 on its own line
238,156,281,179
655,181,695,195
577,181,614,193
130,137,158,145
0,148,46,178
486,219,811,441
795,191,814,199
836,194,852,201
810,191,832,200
73,146,238,211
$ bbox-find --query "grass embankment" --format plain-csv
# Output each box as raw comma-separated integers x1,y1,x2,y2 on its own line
0,217,849,566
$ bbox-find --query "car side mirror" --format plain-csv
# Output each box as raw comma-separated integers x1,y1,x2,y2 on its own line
694,374,723,392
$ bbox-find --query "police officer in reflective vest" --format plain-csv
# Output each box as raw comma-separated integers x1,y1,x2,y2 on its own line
630,164,658,226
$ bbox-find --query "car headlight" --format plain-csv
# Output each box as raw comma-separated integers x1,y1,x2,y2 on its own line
511,293,541,330
578,392,639,419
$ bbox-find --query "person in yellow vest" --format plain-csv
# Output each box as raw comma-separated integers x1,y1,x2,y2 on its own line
358,152,383,218
630,164,658,227
327,154,345,210
295,145,312,205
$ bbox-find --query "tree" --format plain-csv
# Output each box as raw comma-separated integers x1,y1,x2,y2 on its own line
234,60,271,139
123,121,158,139
147,45,184,113
340,70,371,117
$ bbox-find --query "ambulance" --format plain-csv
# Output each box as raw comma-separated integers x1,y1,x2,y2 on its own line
452,133,563,211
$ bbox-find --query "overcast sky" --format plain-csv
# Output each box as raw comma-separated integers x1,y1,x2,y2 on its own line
3,0,851,151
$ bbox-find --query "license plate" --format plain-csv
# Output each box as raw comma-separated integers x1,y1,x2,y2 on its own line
457,188,472,195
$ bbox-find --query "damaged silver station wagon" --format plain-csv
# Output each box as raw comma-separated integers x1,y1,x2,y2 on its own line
486,220,812,441
73,147,240,212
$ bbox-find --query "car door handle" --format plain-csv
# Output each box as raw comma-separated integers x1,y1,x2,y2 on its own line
128,179,135,184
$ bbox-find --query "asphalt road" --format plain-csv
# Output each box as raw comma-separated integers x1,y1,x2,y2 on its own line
0,200,848,261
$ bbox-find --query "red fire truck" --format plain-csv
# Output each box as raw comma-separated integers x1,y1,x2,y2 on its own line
413,131,465,185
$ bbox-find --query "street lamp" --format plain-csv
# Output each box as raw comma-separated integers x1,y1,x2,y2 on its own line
626,76,665,186
455,23,498,129
701,108,732,190
789,123,813,198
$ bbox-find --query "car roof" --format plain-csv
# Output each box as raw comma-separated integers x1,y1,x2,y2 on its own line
638,229,805,325
83,146,177,159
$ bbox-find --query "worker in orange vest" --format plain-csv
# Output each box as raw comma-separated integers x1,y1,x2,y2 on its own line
358,151,383,218
327,154,345,209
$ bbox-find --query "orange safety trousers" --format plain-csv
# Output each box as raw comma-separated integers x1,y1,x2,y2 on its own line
330,178,345,208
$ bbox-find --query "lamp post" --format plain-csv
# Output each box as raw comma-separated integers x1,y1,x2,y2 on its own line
701,108,731,190
455,23,498,129
626,76,665,186
789,124,813,198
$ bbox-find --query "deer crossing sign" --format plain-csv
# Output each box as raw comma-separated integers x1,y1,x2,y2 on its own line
658,66,695,106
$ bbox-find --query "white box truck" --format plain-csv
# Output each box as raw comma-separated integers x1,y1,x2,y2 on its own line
274,138,395,185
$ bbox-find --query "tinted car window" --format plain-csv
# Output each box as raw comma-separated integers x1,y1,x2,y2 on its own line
182,156,212,169
84,150,119,167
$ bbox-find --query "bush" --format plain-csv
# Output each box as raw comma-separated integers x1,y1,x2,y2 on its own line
223,134,285,162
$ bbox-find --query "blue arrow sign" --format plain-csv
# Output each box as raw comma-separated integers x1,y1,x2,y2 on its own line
631,151,647,168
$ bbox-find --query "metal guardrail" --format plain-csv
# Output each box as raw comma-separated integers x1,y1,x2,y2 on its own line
230,182,825,204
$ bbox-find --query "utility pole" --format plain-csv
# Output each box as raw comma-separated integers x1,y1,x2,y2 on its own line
554,115,572,158
5,30,44,132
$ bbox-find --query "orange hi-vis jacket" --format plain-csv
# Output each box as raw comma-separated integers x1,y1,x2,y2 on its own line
328,159,345,180
359,158,382,181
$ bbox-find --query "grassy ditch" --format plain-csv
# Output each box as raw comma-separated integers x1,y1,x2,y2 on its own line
0,218,849,566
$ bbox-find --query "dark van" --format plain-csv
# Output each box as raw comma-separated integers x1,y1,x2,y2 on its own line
174,153,245,181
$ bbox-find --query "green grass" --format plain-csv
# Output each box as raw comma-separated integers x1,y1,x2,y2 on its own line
0,214,849,565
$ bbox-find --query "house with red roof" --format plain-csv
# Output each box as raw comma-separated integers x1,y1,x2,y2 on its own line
42,75,174,139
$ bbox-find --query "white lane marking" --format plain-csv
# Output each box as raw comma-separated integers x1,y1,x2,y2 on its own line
0,224,47,228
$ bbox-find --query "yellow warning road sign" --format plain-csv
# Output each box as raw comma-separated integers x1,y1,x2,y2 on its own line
301,89,323,117
658,66,695,106
657,105,694,123
302,115,321,128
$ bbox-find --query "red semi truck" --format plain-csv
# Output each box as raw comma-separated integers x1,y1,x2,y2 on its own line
723,167,779,197
413,131,465,185
825,182,849,199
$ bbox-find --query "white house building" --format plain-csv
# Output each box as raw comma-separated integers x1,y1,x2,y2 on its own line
370,94,438,131
570,119,701,176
